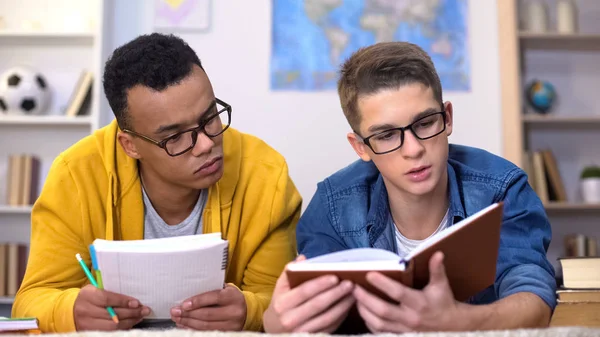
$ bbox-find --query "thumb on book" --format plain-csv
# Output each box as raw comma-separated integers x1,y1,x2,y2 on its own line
428,251,448,285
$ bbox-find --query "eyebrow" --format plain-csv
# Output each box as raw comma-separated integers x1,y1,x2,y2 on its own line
367,108,441,134
154,100,217,135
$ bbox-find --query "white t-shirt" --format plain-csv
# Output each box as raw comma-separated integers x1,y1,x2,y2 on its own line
394,208,451,258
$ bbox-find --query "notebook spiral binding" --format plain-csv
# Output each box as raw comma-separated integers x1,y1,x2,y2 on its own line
221,243,229,271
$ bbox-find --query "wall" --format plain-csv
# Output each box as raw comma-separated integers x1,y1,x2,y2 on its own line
103,0,502,208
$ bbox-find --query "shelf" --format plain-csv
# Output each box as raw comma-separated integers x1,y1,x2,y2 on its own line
0,115,92,126
519,32,600,50
544,202,600,212
0,297,14,305
523,114,600,127
0,205,32,214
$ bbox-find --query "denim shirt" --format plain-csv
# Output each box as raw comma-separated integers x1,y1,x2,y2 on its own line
296,144,557,310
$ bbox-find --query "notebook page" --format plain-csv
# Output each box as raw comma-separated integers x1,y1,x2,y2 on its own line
93,233,223,253
96,240,228,319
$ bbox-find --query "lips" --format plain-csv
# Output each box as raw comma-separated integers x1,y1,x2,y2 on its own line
195,156,222,173
406,165,431,175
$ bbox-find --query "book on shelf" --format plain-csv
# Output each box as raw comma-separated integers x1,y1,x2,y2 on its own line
286,202,504,303
89,233,228,319
5,154,40,207
0,242,28,297
64,70,93,117
523,148,567,204
564,233,597,258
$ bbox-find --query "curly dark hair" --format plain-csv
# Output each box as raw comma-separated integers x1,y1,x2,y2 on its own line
103,33,204,130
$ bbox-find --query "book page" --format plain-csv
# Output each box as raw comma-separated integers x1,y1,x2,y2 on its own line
287,248,406,271
95,236,228,319
405,203,501,261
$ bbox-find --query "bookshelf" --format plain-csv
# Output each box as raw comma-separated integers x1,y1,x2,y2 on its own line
545,202,600,212
498,0,600,271
0,31,95,39
519,32,600,50
0,0,114,311
0,297,14,305
0,206,32,215
523,114,600,126
0,115,92,126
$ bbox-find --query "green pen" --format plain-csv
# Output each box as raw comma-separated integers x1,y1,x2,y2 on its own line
76,253,119,324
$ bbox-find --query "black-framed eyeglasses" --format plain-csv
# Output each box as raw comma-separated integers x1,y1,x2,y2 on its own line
357,111,447,155
123,98,232,157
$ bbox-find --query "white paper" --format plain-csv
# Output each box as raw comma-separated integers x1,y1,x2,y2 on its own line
287,248,406,271
93,234,228,319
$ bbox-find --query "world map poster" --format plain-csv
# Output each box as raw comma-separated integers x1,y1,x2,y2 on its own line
271,0,470,92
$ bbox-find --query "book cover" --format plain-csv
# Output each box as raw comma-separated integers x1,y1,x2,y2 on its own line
286,202,504,302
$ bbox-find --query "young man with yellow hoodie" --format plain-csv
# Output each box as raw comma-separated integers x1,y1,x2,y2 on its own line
12,33,302,333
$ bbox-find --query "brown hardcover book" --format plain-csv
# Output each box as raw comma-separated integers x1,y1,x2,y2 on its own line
550,302,600,327
5,155,14,205
19,155,32,206
20,156,40,206
287,202,504,303
7,154,23,207
531,151,549,204
6,243,19,296
0,243,6,297
541,149,567,202
65,71,93,117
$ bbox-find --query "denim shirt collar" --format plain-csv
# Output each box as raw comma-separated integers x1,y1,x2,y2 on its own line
365,163,466,249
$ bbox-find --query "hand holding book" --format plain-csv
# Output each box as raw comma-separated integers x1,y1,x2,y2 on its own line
353,251,465,333
263,255,356,334
265,203,504,334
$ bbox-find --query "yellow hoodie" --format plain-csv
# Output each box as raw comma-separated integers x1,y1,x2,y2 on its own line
12,120,301,333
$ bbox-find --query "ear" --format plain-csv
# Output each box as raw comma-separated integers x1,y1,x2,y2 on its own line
347,132,372,162
443,101,454,137
117,131,142,159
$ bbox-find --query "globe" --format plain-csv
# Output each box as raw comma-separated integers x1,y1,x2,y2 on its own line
526,80,556,114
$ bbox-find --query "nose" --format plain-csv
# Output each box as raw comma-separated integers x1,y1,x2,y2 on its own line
400,130,425,159
190,131,214,157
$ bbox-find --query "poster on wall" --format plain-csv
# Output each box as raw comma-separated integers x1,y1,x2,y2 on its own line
153,0,211,33
271,0,470,92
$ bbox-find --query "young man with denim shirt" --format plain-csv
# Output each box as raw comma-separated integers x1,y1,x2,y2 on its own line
263,42,556,333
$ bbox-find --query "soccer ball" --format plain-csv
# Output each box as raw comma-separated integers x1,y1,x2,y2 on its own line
0,66,50,115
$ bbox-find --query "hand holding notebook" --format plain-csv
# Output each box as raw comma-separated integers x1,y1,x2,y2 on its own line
88,233,229,319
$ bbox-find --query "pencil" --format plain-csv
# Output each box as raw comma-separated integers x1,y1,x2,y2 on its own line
76,253,119,324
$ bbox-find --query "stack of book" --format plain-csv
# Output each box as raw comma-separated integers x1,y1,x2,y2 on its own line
550,257,600,327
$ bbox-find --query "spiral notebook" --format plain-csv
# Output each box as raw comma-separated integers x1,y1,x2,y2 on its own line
89,233,228,319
